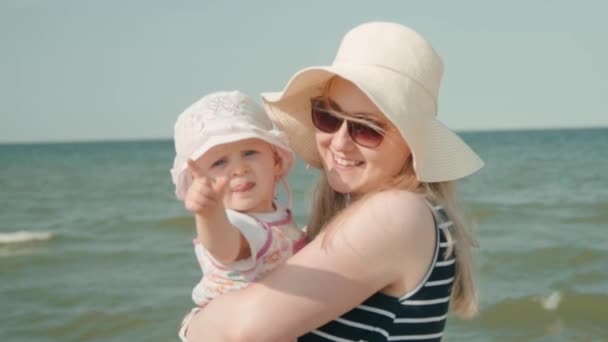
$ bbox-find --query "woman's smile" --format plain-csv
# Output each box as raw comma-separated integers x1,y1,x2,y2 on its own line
332,152,364,168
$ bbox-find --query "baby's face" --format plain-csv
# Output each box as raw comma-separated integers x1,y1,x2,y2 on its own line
193,138,281,213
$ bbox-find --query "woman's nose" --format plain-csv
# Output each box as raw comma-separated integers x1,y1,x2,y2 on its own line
329,121,356,151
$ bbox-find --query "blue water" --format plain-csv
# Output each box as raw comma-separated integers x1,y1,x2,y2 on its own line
1,128,607,341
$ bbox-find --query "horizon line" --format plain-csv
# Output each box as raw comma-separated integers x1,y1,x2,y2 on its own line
1,125,606,146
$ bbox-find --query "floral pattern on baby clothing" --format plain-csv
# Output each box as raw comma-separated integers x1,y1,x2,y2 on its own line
191,207,306,307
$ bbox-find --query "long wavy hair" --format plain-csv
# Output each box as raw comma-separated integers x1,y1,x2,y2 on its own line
305,77,478,318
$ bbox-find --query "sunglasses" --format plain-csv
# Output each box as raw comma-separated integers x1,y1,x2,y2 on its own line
310,97,385,148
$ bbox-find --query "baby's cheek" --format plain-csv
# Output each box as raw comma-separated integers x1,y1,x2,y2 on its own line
222,194,233,208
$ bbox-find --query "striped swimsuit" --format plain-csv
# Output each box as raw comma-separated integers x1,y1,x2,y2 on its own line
299,203,456,342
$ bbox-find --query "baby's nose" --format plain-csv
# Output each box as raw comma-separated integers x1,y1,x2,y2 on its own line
231,162,250,176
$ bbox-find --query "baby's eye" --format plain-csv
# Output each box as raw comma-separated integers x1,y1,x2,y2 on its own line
211,158,226,168
243,150,258,157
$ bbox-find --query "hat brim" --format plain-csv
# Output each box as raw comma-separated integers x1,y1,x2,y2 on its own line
262,65,483,182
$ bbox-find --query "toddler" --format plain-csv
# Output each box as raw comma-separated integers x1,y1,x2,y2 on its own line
170,91,306,340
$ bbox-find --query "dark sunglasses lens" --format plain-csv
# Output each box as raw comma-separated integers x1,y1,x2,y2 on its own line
350,123,384,147
312,107,343,133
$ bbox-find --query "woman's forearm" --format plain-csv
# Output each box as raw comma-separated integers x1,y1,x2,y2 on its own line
184,291,268,342
184,191,434,341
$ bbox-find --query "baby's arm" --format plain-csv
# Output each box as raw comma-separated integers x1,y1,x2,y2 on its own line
186,160,249,263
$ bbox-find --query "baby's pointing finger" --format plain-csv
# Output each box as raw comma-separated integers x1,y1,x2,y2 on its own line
212,176,230,195
187,159,205,179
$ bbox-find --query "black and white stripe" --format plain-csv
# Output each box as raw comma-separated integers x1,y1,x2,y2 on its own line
298,203,456,342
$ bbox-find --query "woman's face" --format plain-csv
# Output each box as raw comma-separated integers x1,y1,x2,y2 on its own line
315,78,412,196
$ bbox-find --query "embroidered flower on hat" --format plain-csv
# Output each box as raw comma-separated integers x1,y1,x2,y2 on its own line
187,92,250,132
188,111,205,132
204,94,245,117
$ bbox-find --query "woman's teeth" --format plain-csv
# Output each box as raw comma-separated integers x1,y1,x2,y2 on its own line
334,155,363,167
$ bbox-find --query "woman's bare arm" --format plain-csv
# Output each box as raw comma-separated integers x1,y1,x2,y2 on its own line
185,190,436,342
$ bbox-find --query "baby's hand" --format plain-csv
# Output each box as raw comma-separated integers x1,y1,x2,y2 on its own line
184,159,229,218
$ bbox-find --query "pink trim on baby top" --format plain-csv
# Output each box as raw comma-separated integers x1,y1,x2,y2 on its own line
191,219,273,256
254,221,273,260
263,209,293,226
193,223,270,272
292,236,308,254
192,209,294,271
252,209,295,258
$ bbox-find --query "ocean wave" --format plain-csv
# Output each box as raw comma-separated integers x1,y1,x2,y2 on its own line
482,245,608,271
0,231,53,244
540,291,562,311
477,290,608,328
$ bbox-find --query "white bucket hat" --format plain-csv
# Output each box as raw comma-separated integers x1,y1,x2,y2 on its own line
171,90,295,201
262,22,483,182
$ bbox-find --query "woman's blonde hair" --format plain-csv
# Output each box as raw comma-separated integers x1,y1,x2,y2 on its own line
306,77,478,319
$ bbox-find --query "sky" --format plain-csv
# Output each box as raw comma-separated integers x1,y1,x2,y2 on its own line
1,0,606,143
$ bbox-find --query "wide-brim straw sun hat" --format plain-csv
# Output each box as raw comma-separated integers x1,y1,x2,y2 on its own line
262,22,483,182
171,90,295,200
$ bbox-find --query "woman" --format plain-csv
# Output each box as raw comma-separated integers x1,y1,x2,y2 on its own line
184,21,484,342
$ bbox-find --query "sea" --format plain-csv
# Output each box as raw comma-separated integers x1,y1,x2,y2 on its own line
1,128,607,341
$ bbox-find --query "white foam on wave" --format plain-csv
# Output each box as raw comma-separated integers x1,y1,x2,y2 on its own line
540,291,561,311
0,231,53,244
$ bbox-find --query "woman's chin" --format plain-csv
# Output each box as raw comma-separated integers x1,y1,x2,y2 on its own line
327,175,359,195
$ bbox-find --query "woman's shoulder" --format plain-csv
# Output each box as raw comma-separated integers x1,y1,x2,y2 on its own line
338,190,434,244
358,190,432,224
366,189,427,205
